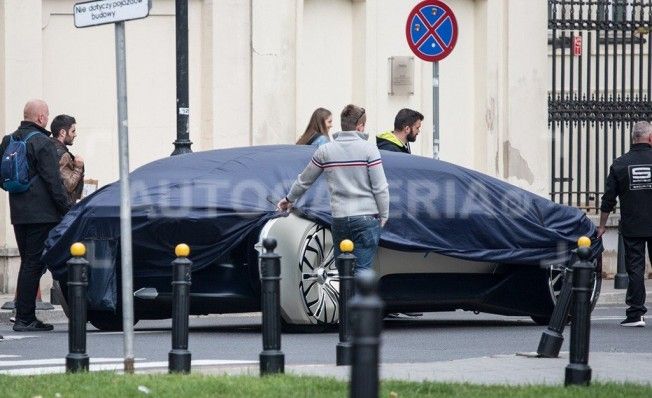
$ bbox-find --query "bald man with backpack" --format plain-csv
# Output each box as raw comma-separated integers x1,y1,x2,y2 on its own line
0,99,71,331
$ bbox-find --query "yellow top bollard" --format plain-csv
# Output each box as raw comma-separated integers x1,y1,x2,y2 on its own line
175,243,190,257
577,236,591,248
70,242,86,257
339,239,354,253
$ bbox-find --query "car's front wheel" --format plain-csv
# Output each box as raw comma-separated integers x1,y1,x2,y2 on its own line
296,223,339,324
258,214,339,327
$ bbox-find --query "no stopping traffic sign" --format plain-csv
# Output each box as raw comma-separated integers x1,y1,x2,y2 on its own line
406,0,458,62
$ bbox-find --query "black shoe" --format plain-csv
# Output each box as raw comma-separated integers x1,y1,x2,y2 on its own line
620,316,645,327
13,319,54,332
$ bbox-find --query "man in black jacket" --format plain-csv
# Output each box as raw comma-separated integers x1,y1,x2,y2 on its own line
376,108,424,154
0,99,71,331
598,121,652,327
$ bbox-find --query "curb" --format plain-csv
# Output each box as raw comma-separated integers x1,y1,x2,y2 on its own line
597,290,652,306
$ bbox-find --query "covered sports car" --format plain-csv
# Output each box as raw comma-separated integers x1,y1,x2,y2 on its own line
43,145,602,330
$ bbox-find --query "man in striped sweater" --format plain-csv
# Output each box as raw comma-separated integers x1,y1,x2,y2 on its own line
277,104,390,271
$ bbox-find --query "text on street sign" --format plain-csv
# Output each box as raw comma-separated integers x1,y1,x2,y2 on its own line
74,0,150,28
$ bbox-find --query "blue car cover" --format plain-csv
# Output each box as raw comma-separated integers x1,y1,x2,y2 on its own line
43,145,602,310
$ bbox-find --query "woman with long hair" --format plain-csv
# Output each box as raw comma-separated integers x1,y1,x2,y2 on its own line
296,108,333,146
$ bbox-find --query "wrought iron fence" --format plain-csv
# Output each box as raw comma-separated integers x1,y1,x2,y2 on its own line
549,0,652,211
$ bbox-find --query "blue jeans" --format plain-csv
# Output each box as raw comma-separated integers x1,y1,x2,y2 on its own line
332,215,381,273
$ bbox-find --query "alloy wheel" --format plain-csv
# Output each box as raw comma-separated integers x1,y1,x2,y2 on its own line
298,224,339,324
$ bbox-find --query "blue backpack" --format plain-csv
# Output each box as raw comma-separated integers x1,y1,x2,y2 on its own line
1,131,40,193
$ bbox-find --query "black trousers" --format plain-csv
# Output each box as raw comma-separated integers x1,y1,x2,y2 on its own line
13,223,58,323
623,236,652,318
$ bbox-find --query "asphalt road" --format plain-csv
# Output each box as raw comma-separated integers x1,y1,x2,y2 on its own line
0,305,649,374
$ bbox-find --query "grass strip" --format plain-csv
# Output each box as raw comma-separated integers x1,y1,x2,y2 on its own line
0,373,650,398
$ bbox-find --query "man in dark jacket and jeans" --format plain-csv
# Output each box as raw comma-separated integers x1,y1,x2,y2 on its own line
598,121,652,327
0,99,71,331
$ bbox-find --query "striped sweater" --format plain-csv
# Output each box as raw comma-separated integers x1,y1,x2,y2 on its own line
287,131,390,221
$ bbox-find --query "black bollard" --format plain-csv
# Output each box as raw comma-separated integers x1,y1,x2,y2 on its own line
66,242,90,373
537,266,574,358
336,239,356,366
169,244,192,373
565,237,594,386
614,222,628,289
350,269,384,398
259,238,284,375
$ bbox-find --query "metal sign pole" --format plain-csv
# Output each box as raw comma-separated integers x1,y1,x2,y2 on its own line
115,20,135,374
433,61,440,159
73,0,148,374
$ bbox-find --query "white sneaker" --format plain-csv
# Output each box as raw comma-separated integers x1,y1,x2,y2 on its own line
620,316,645,327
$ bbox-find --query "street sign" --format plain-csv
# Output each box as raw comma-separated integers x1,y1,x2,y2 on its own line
405,0,458,62
74,0,150,28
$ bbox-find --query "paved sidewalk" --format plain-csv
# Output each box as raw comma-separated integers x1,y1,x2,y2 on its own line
0,295,65,325
192,352,651,385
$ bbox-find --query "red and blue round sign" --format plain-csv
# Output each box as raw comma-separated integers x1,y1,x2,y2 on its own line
405,0,458,62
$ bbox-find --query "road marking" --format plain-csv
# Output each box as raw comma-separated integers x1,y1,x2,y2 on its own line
89,331,163,336
0,355,20,358
594,306,627,310
0,335,37,341
0,357,142,368
0,359,257,376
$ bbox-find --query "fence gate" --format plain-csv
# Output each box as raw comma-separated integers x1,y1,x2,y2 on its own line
549,0,652,211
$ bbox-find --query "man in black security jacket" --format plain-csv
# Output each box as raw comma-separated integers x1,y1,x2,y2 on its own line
598,121,652,327
0,99,70,331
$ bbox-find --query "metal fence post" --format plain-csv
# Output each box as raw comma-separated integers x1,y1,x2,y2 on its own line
259,238,284,375
565,236,593,386
614,221,628,289
537,267,574,358
169,244,192,373
336,239,355,366
350,269,383,398
66,242,89,373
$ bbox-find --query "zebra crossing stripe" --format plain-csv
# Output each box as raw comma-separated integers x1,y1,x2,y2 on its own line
0,357,140,368
0,359,257,376
0,335,37,340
